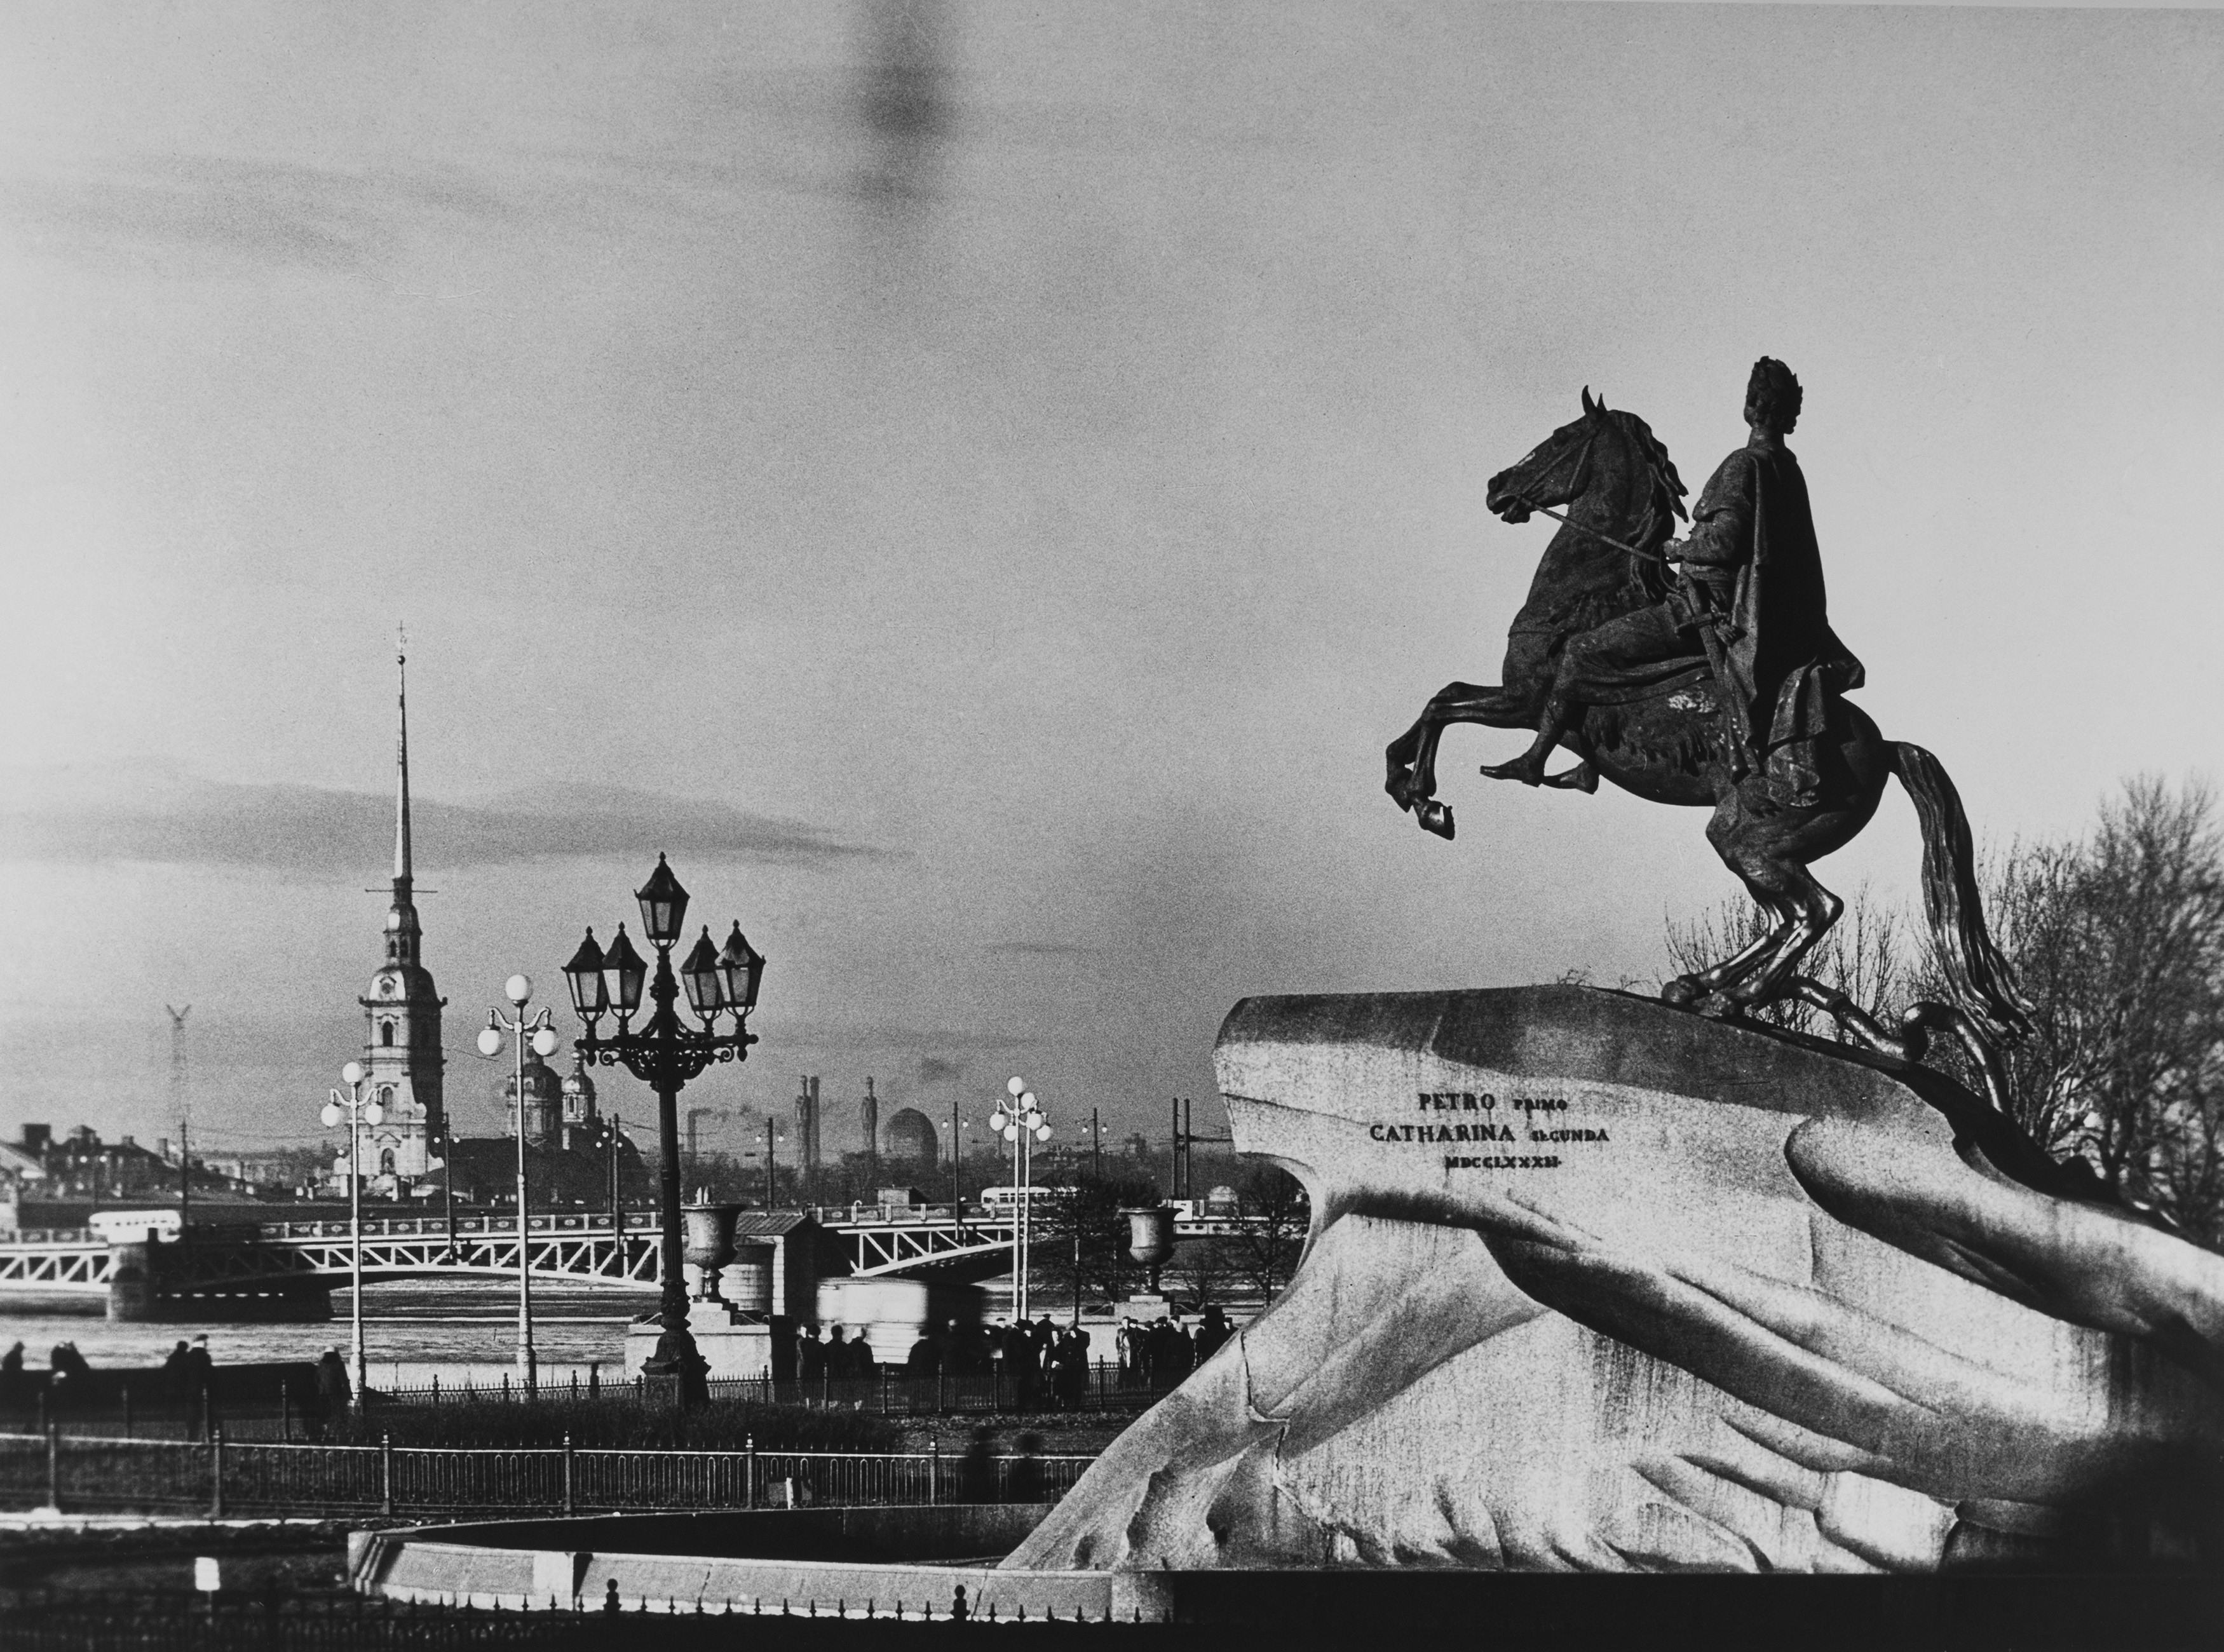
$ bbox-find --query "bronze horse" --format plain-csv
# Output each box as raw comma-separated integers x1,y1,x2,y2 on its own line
1383,391,2031,1091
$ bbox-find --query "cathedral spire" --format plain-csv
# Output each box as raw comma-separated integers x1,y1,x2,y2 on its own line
394,630,413,889
356,625,446,1174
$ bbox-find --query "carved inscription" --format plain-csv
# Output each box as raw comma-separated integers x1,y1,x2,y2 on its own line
1363,1091,1614,1170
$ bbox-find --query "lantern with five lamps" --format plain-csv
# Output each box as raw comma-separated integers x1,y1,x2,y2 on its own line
557,855,766,1404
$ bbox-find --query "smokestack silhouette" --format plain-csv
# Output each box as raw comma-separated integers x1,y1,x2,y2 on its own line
794,1076,822,1198
860,1076,880,1179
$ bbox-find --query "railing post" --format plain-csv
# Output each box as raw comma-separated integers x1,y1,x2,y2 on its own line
44,1423,58,1513
121,1383,132,1439
210,1425,225,1520
928,1436,939,1507
744,1434,757,1510
563,1433,575,1515
381,1432,395,1517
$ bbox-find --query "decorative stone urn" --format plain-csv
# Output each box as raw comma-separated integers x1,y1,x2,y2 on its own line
681,1203,743,1301
1122,1205,1176,1296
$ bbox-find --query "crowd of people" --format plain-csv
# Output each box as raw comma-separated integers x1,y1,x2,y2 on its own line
1117,1304,1233,1393
0,1336,203,1411
784,1303,1238,1409
0,1334,360,1435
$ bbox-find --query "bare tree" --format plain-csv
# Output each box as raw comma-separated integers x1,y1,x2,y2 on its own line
1170,1236,1238,1313
1927,779,2224,1237
1227,1165,1309,1299
1033,1172,1159,1307
1664,776,2224,1244
1664,879,1909,1041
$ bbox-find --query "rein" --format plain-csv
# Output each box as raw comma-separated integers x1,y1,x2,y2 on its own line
1508,420,1670,565
1511,495,1667,564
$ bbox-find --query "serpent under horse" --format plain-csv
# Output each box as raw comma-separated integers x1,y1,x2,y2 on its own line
1383,390,2031,1095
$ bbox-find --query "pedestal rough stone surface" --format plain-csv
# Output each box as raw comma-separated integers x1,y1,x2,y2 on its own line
1006,987,2224,1574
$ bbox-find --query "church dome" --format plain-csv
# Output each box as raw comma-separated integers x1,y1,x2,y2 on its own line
561,1056,598,1121
503,1053,565,1147
883,1107,939,1166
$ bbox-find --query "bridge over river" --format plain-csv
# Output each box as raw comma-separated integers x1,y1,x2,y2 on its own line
0,1203,1254,1320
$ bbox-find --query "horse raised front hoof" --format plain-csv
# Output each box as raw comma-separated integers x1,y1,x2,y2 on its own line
1416,800,1454,839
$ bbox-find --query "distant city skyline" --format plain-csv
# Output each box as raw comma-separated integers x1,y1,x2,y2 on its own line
3,3,2220,1158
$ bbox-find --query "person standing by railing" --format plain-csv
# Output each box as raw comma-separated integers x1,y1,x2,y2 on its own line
1050,1329,1087,1411
1194,1304,1233,1364
1008,1430,1044,1504
960,1425,998,1503
180,1336,213,1404
313,1348,350,1438
1001,1322,1041,1411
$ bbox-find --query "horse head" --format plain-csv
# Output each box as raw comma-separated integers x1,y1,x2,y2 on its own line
1485,388,1616,524
1486,391,1689,555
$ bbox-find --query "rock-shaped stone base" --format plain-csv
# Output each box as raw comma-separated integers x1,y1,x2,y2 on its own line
1007,987,2224,1574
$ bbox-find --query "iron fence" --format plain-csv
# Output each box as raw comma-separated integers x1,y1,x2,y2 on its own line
0,1429,1095,1519
0,1592,1034,1648
376,1360,1171,1416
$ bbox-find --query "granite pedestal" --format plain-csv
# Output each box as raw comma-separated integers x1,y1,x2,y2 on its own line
1008,987,2224,1575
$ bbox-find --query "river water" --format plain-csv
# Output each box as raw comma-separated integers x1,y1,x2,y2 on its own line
3,1278,658,1390
0,1276,1039,1390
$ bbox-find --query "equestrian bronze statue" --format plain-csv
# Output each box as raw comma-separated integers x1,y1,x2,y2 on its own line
1383,361,2033,1100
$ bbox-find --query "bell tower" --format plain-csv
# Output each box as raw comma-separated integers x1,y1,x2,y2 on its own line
354,638,446,1184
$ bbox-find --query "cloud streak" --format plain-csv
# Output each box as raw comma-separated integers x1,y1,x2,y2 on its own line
0,766,886,874
0,152,511,274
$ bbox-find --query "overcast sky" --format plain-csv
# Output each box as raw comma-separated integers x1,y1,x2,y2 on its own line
2,2,2219,1164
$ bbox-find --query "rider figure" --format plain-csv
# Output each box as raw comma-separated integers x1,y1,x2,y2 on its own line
1484,358,1863,806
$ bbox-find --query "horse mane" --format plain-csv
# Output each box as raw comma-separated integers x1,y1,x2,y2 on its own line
1610,408,1688,550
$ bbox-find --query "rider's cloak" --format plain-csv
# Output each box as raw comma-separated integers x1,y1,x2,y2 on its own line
1677,437,1865,804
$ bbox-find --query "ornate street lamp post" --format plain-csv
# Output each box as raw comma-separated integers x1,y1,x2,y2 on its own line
989,1078,1051,1320
320,1063,381,1411
561,854,764,1405
477,975,560,1389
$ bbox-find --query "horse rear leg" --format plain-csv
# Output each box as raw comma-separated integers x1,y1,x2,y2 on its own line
1660,889,1789,1007
1718,860,1843,1009
1665,796,1845,1011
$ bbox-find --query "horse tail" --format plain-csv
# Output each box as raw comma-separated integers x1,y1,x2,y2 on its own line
1889,742,2035,1046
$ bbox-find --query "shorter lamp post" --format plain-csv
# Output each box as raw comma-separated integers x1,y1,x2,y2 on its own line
320,1063,381,1410
989,1078,1051,1320
477,975,560,1390
560,855,765,1405
743,1118,785,1210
